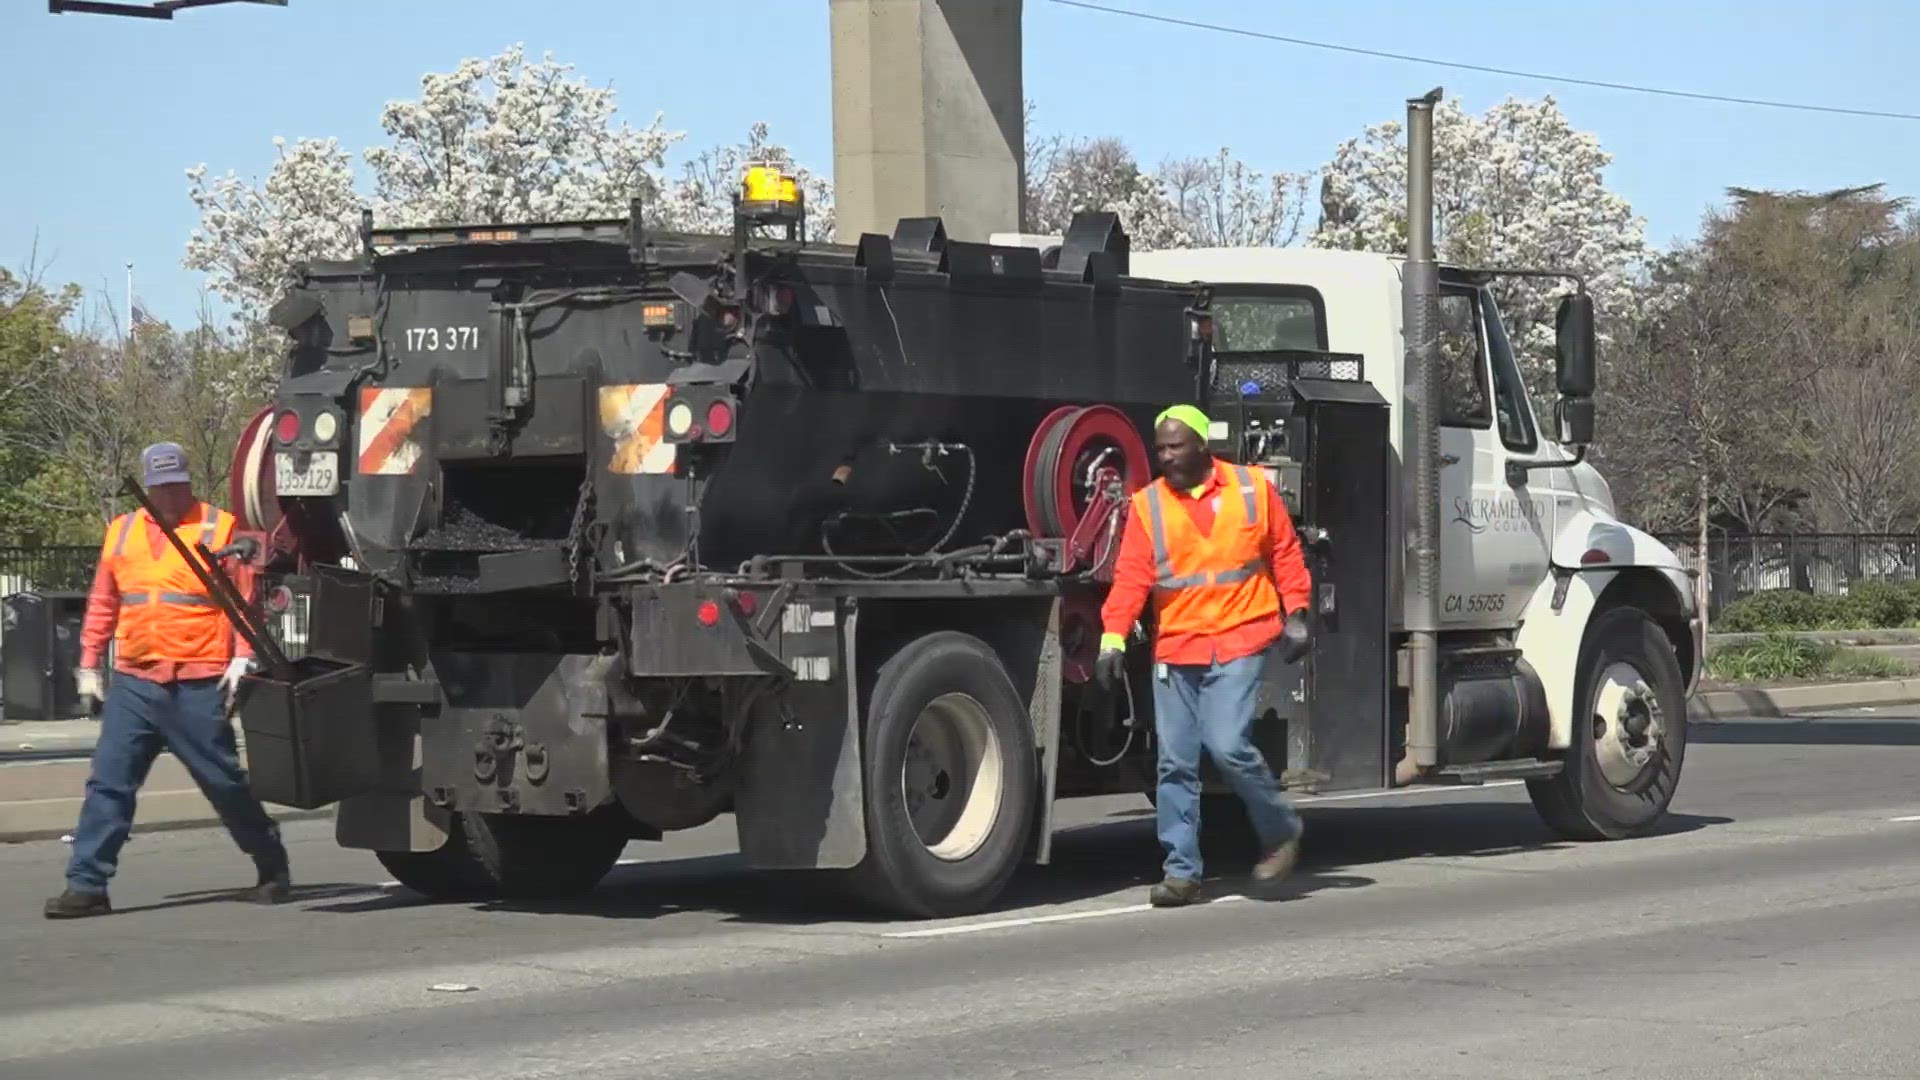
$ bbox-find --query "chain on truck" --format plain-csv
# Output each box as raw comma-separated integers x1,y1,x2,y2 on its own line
222,90,1702,919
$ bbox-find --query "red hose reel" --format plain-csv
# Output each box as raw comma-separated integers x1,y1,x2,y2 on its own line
227,402,308,567
1021,403,1151,576
1022,405,1152,684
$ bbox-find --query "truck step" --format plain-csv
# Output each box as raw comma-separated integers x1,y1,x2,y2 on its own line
1437,757,1563,784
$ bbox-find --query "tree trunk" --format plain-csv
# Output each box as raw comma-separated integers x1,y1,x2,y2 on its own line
1696,472,1712,645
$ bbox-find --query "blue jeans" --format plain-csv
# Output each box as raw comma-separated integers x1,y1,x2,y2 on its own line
1152,648,1302,883
66,671,288,895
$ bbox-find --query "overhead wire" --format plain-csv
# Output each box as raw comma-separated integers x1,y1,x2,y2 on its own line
1048,0,1920,123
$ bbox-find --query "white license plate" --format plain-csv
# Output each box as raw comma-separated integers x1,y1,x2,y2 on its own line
275,450,340,496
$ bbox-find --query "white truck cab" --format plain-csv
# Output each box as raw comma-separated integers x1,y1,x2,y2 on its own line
998,221,1702,840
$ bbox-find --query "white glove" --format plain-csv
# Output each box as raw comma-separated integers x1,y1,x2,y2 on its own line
74,668,103,715
220,656,257,709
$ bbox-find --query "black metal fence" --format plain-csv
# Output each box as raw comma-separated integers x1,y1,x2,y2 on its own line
0,546,99,594
1653,532,1920,618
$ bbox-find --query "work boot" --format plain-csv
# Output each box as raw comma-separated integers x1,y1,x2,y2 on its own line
243,866,292,905
1251,833,1302,890
1149,876,1202,907
43,888,111,919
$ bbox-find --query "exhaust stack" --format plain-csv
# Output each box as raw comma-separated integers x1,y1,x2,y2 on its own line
1402,87,1444,777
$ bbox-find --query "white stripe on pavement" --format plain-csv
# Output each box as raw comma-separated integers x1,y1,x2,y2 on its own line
883,894,1249,939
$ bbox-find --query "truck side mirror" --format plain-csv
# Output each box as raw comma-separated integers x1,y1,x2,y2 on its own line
1554,292,1595,398
1556,396,1595,447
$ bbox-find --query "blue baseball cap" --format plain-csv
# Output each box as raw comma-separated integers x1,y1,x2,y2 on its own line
141,442,192,488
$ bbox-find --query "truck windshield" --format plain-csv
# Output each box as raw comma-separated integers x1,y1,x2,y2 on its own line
1212,293,1323,352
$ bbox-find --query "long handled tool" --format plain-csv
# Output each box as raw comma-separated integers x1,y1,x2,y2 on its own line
120,476,295,681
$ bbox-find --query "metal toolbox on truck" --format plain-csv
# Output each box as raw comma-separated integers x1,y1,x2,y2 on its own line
238,655,378,810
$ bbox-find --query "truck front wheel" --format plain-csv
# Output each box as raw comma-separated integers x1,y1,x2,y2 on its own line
849,631,1039,919
1528,604,1689,841
376,806,631,901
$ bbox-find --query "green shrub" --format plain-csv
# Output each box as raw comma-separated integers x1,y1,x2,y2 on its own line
1839,581,1917,629
1826,648,1911,680
1705,632,1912,683
1716,589,1844,632
1716,583,1920,632
1705,633,1831,681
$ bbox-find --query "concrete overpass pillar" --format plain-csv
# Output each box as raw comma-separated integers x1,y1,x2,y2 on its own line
829,0,1024,243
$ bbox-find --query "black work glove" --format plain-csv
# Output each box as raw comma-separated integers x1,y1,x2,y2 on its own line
1277,610,1312,664
1094,648,1127,690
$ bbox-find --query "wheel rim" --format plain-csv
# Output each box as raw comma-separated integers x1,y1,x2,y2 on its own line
1590,660,1666,789
900,692,1004,862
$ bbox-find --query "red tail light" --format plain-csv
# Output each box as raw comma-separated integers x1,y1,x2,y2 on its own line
706,399,735,438
696,599,721,627
274,409,301,445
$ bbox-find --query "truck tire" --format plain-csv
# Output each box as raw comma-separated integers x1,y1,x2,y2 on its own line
849,630,1039,919
376,806,631,901
1527,603,1688,841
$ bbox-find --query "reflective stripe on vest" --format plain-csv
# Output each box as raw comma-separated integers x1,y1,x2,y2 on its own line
113,510,217,559
1144,465,1264,591
119,591,219,607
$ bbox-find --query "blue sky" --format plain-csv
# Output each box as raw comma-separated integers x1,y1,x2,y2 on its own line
4,0,1916,327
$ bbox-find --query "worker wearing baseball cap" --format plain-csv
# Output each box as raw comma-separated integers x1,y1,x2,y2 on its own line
44,442,291,918
1096,404,1314,906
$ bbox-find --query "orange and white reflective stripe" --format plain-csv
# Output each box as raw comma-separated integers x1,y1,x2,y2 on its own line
597,384,677,475
356,387,433,476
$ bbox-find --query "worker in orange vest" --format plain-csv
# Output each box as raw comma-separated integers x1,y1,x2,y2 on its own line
1097,404,1313,907
44,442,291,919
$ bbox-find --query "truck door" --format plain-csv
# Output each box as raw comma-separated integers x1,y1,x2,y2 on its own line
1434,284,1555,628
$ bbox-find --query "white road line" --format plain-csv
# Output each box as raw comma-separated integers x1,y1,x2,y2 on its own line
883,894,1250,939
1889,815,1920,823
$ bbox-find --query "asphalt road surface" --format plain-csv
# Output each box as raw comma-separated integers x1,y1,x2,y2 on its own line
5,706,1920,1079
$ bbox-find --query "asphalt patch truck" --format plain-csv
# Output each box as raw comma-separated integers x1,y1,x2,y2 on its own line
226,90,1700,919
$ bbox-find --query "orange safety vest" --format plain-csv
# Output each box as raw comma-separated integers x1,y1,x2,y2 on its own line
104,504,238,666
1133,461,1281,649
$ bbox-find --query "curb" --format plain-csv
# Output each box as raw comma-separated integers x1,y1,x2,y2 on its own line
1708,629,1920,647
0,749,333,845
0,801,333,845
1690,678,1920,720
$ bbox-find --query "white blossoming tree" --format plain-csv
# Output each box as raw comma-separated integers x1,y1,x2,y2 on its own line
1022,102,1192,249
1161,147,1313,248
185,45,830,322
1314,95,1648,384
1021,105,1313,252
185,135,363,321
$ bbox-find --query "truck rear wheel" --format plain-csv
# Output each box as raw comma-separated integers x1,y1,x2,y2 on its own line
1528,604,1688,841
849,631,1039,919
376,806,631,902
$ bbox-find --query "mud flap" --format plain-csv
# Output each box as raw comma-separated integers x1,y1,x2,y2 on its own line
733,599,867,869
1027,597,1062,866
335,704,450,853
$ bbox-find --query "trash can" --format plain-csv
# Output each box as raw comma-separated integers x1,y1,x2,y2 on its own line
3,590,91,721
